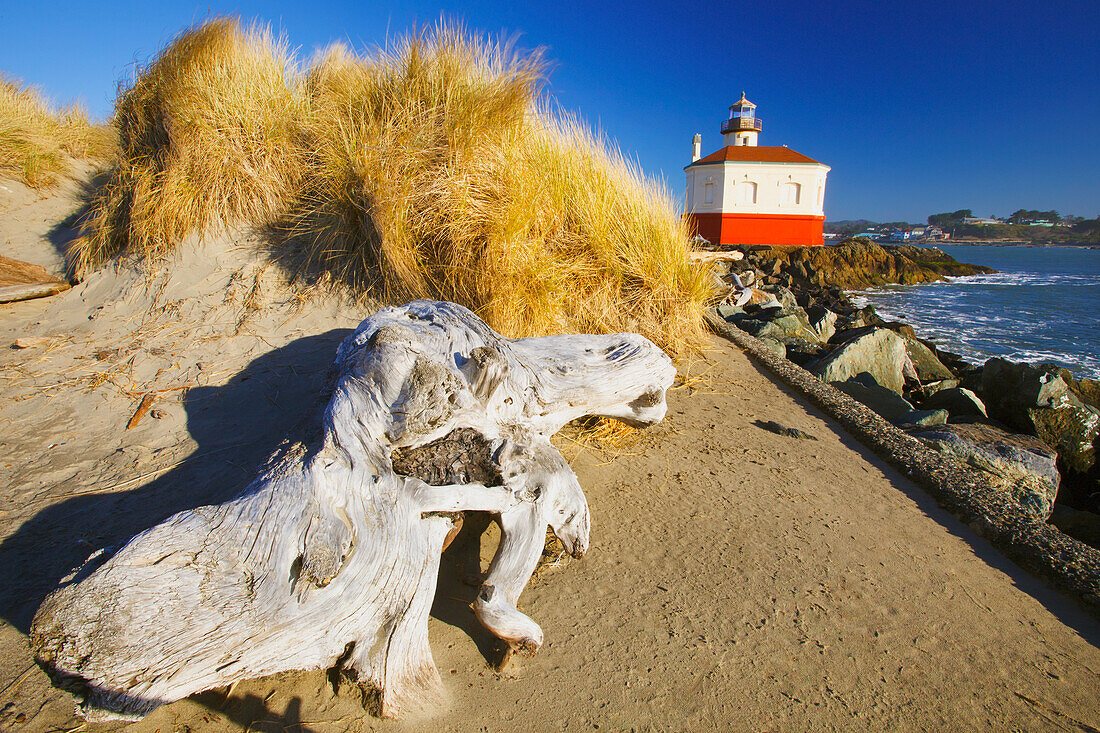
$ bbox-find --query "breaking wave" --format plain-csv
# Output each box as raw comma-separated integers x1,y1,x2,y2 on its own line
851,244,1100,379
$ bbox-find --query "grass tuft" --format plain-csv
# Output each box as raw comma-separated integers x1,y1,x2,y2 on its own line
74,17,306,274
71,19,714,356
0,76,113,188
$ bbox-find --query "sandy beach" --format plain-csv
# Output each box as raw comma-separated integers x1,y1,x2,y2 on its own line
1,177,1099,732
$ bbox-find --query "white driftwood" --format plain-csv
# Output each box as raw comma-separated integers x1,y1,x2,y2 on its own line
688,250,744,263
31,299,675,720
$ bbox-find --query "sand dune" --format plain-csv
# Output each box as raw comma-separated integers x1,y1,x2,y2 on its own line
1,177,1097,731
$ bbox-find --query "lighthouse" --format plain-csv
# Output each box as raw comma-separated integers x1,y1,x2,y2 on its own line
685,94,830,246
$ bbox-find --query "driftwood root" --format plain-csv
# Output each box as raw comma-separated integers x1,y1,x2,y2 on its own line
31,300,675,720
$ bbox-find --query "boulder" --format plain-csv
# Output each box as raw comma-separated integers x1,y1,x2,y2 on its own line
897,409,949,427
1050,505,1100,549
899,335,955,382
922,378,960,396
736,318,784,342
744,299,782,316
981,359,1100,474
958,366,985,394
981,359,1067,427
737,306,822,344
911,423,1060,519
1036,366,1100,411
809,327,912,394
774,287,799,310
924,387,988,419
834,373,915,422
834,306,881,332
782,338,829,367
716,301,745,320
757,337,786,359
1030,405,1100,474
805,305,837,343
1070,377,1100,410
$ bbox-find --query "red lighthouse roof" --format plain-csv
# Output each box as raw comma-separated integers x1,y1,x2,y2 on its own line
686,145,823,168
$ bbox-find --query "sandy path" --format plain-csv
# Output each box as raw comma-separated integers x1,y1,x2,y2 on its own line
0,179,1097,731
4,339,1095,732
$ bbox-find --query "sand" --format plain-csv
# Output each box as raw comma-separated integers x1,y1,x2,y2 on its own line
0,175,1097,731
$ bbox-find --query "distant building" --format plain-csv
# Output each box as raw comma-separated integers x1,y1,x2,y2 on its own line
962,217,1002,225
684,94,830,246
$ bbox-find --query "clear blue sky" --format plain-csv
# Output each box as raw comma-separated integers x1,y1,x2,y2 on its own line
2,0,1097,223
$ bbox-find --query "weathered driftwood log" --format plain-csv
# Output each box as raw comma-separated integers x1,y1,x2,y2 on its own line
31,300,675,720
0,254,70,303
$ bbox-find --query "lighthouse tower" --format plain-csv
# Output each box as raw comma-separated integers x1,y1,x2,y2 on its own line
723,92,761,146
685,94,830,246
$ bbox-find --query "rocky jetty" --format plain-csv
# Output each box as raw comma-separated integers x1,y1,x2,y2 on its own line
712,241,1100,546
727,238,995,291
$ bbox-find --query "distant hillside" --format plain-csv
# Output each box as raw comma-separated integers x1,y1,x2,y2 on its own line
825,220,915,237
951,223,1100,245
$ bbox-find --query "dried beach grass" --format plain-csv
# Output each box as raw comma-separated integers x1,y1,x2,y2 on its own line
71,18,714,356
72,18,307,273
0,75,113,187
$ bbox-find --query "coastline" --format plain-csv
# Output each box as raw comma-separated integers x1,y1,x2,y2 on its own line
2,183,1100,729
942,240,1100,249
714,240,1100,564
705,311,1100,614
849,243,1100,380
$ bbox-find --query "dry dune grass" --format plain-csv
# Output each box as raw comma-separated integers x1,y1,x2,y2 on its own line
75,18,305,271
0,76,113,187
70,18,713,356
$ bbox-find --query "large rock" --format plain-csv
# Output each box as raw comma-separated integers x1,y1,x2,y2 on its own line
1051,505,1100,549
982,359,1100,474
729,240,996,290
923,378,960,396
783,338,829,367
834,306,881,332
900,335,955,382
925,387,988,419
737,305,823,345
809,327,913,394
757,336,786,359
911,423,1061,519
716,301,745,320
1030,405,1100,474
805,305,838,343
897,408,949,427
834,373,915,422
1070,377,1100,410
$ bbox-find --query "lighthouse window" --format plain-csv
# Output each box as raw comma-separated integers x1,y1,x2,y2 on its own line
704,182,714,204
781,182,802,206
738,181,757,205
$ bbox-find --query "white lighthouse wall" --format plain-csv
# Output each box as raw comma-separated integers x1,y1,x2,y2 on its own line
686,162,829,217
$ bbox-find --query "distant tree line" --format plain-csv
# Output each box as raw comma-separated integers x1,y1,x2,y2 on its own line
927,209,973,227
826,210,1100,244
1005,209,1062,224
927,209,1071,226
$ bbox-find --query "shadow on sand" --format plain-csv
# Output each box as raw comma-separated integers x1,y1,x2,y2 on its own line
0,326,506,725
0,330,356,635
766,378,1100,646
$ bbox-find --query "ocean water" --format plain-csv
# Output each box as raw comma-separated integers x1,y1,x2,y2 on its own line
850,244,1100,379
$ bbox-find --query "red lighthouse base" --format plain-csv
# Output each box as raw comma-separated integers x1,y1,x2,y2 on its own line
687,213,825,247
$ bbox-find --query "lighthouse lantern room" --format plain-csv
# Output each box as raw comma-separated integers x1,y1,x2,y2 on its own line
685,94,830,246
